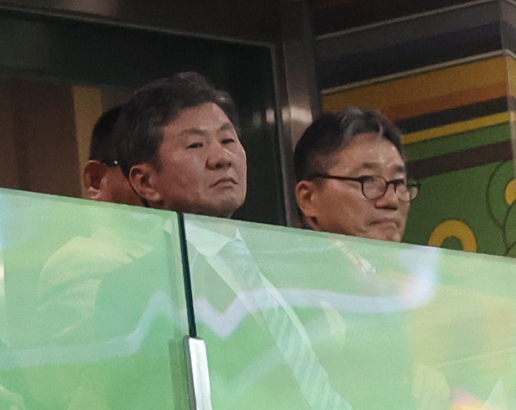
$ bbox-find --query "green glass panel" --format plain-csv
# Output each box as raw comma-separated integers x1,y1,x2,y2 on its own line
185,213,516,410
0,188,189,410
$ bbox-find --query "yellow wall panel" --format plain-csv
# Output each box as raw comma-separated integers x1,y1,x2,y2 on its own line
323,57,507,120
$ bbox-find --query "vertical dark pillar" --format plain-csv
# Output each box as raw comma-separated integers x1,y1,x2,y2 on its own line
277,0,321,225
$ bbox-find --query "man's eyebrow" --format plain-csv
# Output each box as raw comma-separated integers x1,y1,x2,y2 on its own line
175,122,236,138
351,163,380,173
176,128,208,138
219,122,236,132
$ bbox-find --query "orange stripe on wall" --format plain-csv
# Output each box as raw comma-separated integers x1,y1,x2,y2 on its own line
506,56,516,98
385,82,507,121
323,57,507,117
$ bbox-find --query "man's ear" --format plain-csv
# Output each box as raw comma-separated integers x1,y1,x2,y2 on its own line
129,163,163,205
83,160,108,200
295,180,318,218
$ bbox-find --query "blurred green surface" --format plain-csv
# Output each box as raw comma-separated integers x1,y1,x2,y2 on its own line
2,188,516,410
186,214,516,410
0,188,189,410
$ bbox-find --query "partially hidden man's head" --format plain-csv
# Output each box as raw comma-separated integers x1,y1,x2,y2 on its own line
84,105,143,206
294,107,419,242
115,72,247,218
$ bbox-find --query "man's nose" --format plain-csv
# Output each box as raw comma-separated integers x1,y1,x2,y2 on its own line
375,182,400,209
207,141,232,169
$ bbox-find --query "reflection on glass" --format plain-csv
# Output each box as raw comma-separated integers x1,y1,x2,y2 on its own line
1,186,515,410
185,213,516,410
0,189,189,410
0,253,7,335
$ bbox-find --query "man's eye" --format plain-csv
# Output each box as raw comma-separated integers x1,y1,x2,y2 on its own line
187,142,203,149
221,138,235,144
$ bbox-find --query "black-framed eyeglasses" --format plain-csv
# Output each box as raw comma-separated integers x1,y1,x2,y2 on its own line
308,173,420,202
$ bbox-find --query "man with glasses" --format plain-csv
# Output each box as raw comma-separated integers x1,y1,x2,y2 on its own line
292,108,449,410
294,107,419,242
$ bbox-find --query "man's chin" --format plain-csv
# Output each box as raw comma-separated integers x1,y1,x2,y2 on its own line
199,198,245,219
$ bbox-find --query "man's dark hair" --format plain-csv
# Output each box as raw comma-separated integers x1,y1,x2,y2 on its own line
115,72,240,178
294,107,405,182
89,105,123,165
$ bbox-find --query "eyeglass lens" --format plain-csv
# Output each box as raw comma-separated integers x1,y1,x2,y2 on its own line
362,176,417,202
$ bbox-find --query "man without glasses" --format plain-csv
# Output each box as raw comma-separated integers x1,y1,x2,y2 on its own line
109,73,358,410
115,72,247,217
91,72,252,409
294,107,419,242
32,73,248,410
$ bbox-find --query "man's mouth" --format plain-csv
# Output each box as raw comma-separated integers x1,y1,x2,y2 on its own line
211,177,236,187
371,218,399,227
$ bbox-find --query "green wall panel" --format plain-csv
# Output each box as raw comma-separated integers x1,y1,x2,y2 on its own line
405,160,515,255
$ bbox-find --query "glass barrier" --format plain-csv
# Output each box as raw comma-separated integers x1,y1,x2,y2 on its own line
0,188,190,410
185,213,516,410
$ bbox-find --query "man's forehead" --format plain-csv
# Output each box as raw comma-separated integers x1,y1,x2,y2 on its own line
330,137,406,174
353,162,406,173
176,121,236,135
161,104,235,138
